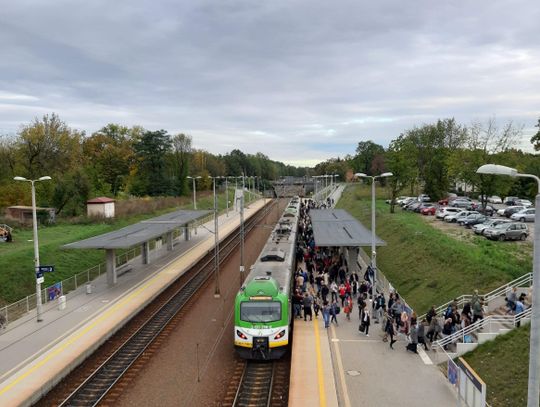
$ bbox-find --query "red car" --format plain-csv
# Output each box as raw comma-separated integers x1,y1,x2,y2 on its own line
421,206,436,215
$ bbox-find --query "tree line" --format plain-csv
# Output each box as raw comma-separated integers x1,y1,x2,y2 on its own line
314,117,540,211
0,114,310,216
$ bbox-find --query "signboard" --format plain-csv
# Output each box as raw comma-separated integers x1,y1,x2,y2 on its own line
37,265,55,273
456,357,486,407
47,282,62,301
36,276,44,284
448,358,459,387
36,271,43,279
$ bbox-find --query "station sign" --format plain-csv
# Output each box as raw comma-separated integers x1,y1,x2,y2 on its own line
36,276,44,284
37,265,55,273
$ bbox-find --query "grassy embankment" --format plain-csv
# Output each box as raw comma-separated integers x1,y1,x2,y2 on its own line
0,189,249,305
337,184,532,406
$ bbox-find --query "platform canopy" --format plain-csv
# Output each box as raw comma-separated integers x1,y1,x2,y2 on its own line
309,209,386,247
63,210,212,250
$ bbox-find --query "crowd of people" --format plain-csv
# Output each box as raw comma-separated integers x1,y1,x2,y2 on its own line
291,196,533,356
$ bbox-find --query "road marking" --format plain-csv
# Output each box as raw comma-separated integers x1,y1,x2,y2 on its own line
313,316,327,407
330,325,352,407
418,347,433,365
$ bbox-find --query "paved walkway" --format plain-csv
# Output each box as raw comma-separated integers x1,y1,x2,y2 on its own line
0,199,267,406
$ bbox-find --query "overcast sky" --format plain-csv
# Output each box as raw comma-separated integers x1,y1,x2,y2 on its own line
1,0,539,166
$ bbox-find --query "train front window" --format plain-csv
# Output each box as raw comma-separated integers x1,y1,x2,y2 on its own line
240,301,281,323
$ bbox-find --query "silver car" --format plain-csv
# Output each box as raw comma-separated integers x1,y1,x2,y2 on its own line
487,196,502,204
436,207,461,220
444,210,478,223
473,218,510,235
511,208,536,222
484,222,529,241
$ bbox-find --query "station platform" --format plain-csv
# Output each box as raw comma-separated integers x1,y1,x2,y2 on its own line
0,199,267,407
289,184,459,407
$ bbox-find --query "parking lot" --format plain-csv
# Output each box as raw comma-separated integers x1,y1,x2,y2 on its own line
399,198,535,244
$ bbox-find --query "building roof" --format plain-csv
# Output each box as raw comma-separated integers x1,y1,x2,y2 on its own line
309,209,386,247
62,209,212,250
87,197,115,204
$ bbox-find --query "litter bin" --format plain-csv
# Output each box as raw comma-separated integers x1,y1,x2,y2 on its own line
58,295,66,311
86,284,92,294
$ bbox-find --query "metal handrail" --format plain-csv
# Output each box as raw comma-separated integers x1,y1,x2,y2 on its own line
435,308,532,348
419,272,533,321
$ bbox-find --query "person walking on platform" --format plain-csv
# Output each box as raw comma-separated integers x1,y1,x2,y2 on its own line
322,301,331,328
330,300,339,326
303,293,313,321
330,281,338,303
385,313,396,349
417,319,429,351
313,296,321,318
321,283,329,303
361,303,370,336
344,295,353,321
406,323,418,354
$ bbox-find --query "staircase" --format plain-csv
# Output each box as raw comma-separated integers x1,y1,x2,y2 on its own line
423,273,533,364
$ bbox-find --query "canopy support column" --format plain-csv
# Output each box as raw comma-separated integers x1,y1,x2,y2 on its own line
184,226,190,241
106,249,117,286
167,231,174,251
142,241,150,264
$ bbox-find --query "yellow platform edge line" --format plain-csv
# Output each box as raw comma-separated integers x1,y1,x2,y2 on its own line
313,317,327,407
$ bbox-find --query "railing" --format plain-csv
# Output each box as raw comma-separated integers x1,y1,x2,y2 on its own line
0,246,141,327
435,308,532,349
0,197,266,329
418,272,533,321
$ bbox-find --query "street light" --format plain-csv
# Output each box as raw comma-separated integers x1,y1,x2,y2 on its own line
354,172,393,295
186,176,202,210
208,175,222,298
13,175,52,322
477,164,540,407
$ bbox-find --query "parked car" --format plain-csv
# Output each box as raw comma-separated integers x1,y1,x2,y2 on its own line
504,196,520,206
405,201,422,212
497,207,507,216
515,199,533,207
420,204,437,215
476,205,496,216
487,196,503,204
458,214,488,228
435,207,461,220
484,222,529,241
396,196,413,205
418,194,431,202
503,206,527,218
438,193,458,206
473,218,510,235
511,208,536,222
400,197,417,207
450,198,473,208
444,210,479,223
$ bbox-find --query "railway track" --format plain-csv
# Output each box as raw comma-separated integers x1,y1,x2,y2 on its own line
224,356,290,407
54,200,279,407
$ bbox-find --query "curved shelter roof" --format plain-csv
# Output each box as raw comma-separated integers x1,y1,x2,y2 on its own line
309,209,386,247
63,210,212,250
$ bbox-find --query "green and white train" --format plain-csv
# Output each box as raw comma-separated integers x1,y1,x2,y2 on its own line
234,197,301,360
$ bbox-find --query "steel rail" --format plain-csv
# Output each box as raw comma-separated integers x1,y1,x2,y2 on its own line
58,200,277,407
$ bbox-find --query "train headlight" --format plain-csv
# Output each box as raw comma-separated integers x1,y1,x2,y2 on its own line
274,330,286,340
236,330,248,340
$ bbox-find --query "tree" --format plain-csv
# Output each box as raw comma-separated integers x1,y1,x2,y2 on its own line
531,117,540,151
354,141,385,175
385,135,418,213
170,133,192,196
131,130,172,196
83,124,135,196
16,113,84,180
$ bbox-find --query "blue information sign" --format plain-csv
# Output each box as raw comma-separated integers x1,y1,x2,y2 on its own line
37,265,55,273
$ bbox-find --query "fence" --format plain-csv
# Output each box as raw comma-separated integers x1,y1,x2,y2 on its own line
0,195,264,328
0,246,141,326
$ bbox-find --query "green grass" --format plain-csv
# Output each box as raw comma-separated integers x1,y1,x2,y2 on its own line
463,325,530,407
337,184,533,405
0,188,252,305
336,185,533,313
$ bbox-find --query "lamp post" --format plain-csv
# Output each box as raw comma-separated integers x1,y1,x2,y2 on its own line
477,164,540,407
354,172,393,295
187,176,201,210
208,175,221,298
225,176,232,217
14,175,52,322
